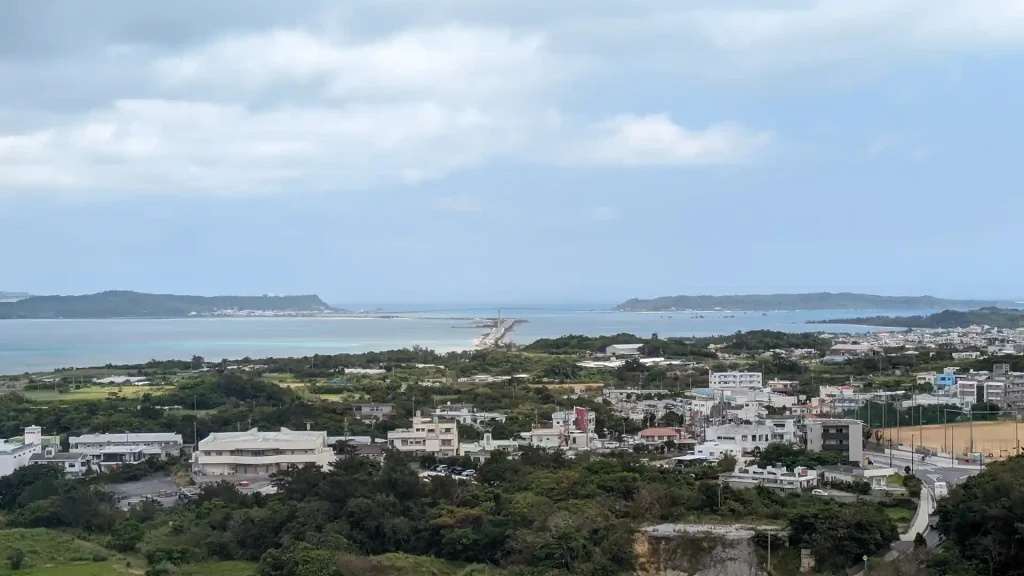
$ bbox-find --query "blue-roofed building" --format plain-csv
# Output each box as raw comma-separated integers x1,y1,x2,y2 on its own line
935,373,955,389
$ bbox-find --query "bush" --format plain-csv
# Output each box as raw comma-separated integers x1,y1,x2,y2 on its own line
92,553,109,562
6,548,25,571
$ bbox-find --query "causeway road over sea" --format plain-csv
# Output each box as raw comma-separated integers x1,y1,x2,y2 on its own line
474,318,519,347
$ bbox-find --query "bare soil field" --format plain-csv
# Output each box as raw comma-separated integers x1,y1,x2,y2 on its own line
880,420,1024,459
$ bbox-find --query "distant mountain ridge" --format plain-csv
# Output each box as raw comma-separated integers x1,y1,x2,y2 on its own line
615,292,1009,312
0,290,337,319
817,307,1024,330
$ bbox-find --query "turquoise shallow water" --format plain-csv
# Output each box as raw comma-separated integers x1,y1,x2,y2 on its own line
0,308,924,374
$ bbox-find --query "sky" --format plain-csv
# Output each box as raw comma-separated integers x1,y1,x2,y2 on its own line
2,0,1024,306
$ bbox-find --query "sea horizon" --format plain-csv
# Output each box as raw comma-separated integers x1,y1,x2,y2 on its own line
0,308,929,375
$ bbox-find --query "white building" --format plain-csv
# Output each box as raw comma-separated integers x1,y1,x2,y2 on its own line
0,426,58,478
459,433,520,464
705,423,775,454
193,428,337,476
387,413,459,457
29,452,91,477
433,404,507,428
767,379,799,393
606,344,643,357
693,441,741,461
821,465,895,490
953,352,982,360
723,465,818,492
70,432,183,459
709,371,763,390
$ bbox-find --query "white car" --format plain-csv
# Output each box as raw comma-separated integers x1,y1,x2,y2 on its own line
811,489,829,496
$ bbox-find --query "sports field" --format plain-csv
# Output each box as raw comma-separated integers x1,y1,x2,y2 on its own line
23,385,173,402
880,420,1024,459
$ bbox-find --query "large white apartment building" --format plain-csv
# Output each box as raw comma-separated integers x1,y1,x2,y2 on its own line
193,428,337,476
387,413,459,458
709,371,763,390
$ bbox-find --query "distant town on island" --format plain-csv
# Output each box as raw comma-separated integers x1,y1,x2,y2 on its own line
616,292,1017,312
819,307,1024,330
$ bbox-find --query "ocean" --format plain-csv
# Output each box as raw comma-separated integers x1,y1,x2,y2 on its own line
0,308,925,375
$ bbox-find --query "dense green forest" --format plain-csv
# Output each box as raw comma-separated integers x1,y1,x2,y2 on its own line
820,307,1024,330
0,291,336,319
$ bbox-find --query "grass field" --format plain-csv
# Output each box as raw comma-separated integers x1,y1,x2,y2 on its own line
880,420,1024,459
314,392,369,402
23,386,173,403
0,529,122,575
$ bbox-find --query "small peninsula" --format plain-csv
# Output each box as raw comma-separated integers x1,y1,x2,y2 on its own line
0,290,338,319
616,292,1008,312
817,307,1024,330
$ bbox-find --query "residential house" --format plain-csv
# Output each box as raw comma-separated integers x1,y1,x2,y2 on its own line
29,452,92,477
723,465,818,492
459,433,520,464
638,427,684,445
352,403,394,421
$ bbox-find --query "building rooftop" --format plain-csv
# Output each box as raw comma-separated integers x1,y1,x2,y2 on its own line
70,432,182,444
30,452,89,462
199,428,327,449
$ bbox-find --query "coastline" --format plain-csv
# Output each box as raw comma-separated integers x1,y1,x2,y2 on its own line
0,309,919,375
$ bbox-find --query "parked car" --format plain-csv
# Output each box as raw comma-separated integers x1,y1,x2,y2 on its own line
460,469,476,477
811,489,829,496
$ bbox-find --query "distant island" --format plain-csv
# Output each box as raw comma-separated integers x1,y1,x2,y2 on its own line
0,290,339,319
816,307,1024,330
615,292,1009,312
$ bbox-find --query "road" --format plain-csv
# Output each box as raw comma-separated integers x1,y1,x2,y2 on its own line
865,449,980,488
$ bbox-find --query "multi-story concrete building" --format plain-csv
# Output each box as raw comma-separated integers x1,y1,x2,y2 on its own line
705,423,775,454
387,413,459,458
70,432,183,459
193,428,337,476
352,403,394,421
0,426,59,478
805,419,863,464
709,371,763,390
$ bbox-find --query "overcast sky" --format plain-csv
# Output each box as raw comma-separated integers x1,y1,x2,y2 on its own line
2,0,1023,306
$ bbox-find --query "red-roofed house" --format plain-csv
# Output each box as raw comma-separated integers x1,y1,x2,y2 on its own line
639,427,684,445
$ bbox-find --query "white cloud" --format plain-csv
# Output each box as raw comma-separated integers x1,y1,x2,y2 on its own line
0,99,518,195
153,25,562,103
568,114,771,166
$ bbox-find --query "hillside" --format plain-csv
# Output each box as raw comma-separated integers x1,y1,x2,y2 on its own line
0,290,337,319
817,307,1024,329
615,292,1005,312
